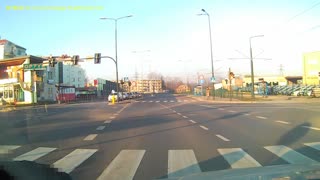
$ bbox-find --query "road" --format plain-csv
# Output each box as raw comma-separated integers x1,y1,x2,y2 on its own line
1,93,320,179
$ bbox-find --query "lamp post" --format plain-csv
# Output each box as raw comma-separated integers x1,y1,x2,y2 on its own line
100,15,132,100
249,35,264,99
198,9,215,99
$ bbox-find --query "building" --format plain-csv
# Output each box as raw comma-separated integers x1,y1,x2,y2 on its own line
0,55,56,104
50,56,86,88
0,39,27,60
94,78,117,97
302,51,320,85
131,80,162,93
243,75,287,86
175,84,191,93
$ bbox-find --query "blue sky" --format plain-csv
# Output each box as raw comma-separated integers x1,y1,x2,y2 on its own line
1,0,320,82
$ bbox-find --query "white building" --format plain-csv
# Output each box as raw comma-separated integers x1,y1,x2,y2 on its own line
54,60,86,88
0,39,27,60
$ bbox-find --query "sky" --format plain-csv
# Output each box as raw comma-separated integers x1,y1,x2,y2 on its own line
1,0,320,83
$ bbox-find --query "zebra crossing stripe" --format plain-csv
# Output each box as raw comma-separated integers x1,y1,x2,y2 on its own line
96,150,145,180
13,147,56,161
170,100,175,102
0,145,21,154
164,101,168,102
84,134,98,141
264,145,317,164
168,150,201,178
304,142,320,151
218,148,262,168
53,149,97,173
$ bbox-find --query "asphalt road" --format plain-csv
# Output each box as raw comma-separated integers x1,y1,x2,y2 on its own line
1,93,320,179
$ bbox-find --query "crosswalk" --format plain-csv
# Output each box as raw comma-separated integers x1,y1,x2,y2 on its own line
1,143,320,179
135,99,196,103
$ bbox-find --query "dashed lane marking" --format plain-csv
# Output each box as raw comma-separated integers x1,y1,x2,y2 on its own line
275,121,290,125
256,116,267,119
301,126,320,131
216,135,230,142
199,125,209,130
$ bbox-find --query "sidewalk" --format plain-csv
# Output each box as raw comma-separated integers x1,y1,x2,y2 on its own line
188,95,320,104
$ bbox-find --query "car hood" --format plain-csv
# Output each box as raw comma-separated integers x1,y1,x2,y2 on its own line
161,163,320,180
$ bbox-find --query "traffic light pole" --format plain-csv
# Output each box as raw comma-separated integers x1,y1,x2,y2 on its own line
79,55,119,102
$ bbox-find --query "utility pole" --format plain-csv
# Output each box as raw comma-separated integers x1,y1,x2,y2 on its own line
229,67,232,101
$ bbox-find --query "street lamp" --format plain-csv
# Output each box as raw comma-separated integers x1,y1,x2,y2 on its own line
249,35,264,99
100,15,133,101
198,9,215,99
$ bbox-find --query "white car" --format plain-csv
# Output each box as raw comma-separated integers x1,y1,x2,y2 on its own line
108,92,120,102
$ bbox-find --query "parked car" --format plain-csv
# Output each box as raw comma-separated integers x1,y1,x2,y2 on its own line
108,92,124,102
122,92,129,100
108,92,118,102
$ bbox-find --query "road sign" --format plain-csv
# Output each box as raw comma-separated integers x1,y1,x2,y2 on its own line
200,79,205,84
23,64,46,70
124,77,129,82
210,77,216,83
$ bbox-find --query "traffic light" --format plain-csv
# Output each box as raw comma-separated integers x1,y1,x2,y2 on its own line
120,80,124,85
94,53,101,64
318,72,320,77
72,55,79,65
49,57,57,67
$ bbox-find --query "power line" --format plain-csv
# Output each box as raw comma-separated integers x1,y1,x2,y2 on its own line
286,1,320,23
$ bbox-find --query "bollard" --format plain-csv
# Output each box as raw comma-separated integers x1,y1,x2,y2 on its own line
112,95,115,104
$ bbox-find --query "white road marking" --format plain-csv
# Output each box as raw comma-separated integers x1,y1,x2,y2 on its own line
0,145,21,154
218,108,225,110
301,126,320,131
243,113,250,116
275,120,290,125
170,100,175,102
265,145,317,164
104,120,112,124
53,149,97,173
156,101,160,102
218,148,262,168
96,126,106,130
142,101,146,103
200,105,212,108
113,113,119,116
182,116,188,119
13,147,56,161
96,150,145,180
178,100,182,102
109,116,116,119
256,116,267,119
189,120,196,123
149,101,153,102
83,134,98,141
228,110,237,113
216,135,230,142
168,150,201,178
199,125,209,130
172,110,176,113
164,101,168,102
177,113,182,115
184,100,189,102
304,142,320,151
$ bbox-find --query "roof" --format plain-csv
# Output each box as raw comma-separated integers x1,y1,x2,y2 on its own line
0,39,8,45
0,39,26,50
0,55,45,66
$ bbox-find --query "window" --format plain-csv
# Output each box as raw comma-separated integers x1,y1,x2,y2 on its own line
48,72,53,79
